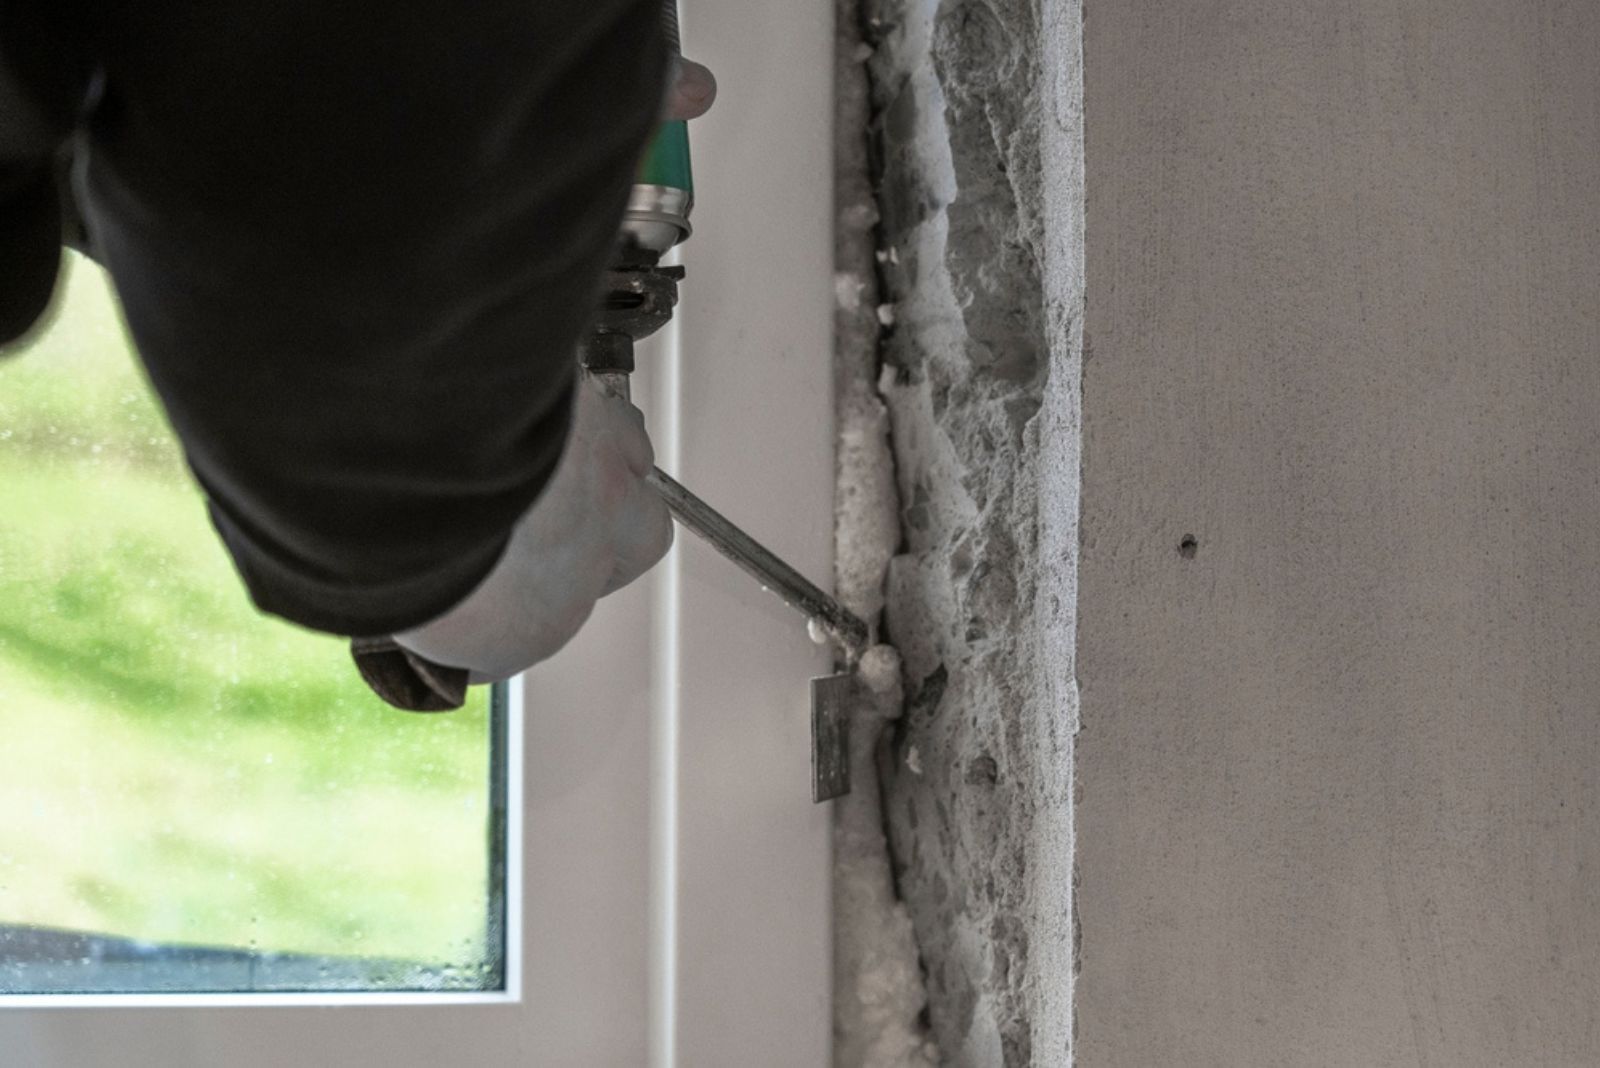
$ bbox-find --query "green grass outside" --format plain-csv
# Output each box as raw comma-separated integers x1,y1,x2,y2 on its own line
0,256,491,968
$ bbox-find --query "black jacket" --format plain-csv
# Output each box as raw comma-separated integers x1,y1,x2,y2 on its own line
0,1,667,637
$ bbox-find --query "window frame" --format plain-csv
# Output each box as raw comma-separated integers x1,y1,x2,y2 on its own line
0,0,836,1061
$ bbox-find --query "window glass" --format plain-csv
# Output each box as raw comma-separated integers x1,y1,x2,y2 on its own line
0,255,504,994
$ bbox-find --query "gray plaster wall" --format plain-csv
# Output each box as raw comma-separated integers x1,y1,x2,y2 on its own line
1077,2,1600,1066
853,0,1081,1063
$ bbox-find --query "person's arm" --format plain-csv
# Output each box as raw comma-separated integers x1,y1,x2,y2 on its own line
72,1,672,639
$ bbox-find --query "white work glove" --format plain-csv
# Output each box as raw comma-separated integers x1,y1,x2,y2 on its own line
394,374,673,682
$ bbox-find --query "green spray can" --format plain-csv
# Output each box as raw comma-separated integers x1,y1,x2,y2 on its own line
622,0,694,254
583,0,691,384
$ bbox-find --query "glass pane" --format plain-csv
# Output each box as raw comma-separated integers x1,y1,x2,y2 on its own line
0,255,505,994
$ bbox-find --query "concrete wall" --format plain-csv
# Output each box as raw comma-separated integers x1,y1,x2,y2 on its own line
1077,2,1600,1066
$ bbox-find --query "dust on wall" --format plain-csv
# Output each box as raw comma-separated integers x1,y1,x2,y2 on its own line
833,0,1083,1064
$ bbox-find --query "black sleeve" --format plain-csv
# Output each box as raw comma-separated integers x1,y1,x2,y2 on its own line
0,2,81,346
0,158,61,345
65,1,668,636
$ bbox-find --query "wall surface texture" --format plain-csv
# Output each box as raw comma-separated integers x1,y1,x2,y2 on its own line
1078,2,1600,1066
854,0,1082,1064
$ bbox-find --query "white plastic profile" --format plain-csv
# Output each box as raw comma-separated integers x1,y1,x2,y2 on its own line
0,0,837,1063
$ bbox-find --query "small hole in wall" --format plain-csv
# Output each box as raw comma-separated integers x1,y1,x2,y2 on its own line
1178,534,1199,559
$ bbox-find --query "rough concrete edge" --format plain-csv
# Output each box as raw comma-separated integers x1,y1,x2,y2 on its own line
832,0,943,1065
1029,0,1085,1062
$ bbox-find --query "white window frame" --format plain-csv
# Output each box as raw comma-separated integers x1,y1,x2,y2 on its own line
0,0,837,1060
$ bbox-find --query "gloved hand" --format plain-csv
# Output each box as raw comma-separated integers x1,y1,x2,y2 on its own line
392,373,673,683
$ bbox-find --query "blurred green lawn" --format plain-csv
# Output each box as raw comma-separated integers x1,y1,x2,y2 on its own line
0,255,491,968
